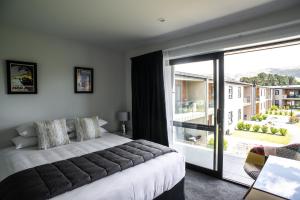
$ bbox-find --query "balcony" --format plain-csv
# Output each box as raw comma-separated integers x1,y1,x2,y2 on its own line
243,96,251,105
208,101,214,108
174,100,206,122
175,100,205,113
286,94,300,99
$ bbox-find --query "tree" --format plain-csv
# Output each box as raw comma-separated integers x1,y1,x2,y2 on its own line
240,73,299,86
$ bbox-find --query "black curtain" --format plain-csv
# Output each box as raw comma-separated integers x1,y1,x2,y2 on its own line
131,51,169,146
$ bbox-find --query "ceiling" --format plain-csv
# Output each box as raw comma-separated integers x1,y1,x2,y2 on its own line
0,0,299,51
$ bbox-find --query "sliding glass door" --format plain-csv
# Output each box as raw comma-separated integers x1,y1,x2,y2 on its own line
170,53,224,177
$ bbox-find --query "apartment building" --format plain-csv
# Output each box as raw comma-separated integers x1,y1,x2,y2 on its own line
224,82,255,134
272,85,300,108
255,86,273,114
173,72,274,142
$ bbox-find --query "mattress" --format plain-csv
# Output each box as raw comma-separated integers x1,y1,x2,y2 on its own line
0,133,185,200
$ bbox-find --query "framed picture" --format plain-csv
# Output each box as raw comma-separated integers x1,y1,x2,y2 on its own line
74,67,94,93
6,60,37,94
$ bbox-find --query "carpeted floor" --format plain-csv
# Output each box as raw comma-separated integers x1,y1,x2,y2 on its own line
185,169,248,200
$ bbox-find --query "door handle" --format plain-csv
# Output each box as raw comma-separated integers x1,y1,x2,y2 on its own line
217,108,221,125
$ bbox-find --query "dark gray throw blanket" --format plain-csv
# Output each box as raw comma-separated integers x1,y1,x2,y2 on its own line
0,140,176,200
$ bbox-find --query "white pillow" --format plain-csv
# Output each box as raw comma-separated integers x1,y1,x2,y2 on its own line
67,118,106,133
98,118,108,127
75,116,103,141
35,118,70,150
11,136,38,149
66,119,75,132
99,127,108,133
16,124,37,137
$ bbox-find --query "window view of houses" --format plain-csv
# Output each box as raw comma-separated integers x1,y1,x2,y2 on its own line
172,42,300,185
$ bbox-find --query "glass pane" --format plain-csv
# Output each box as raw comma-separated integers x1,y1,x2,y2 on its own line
172,127,215,170
223,43,300,185
174,61,214,126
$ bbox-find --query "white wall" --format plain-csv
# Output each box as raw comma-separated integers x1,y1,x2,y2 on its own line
224,84,244,132
125,6,300,129
0,26,126,148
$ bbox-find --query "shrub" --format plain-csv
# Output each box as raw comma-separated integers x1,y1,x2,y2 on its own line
265,111,269,114
237,121,244,130
289,116,299,123
244,123,252,131
208,138,228,150
224,139,228,151
279,128,288,136
261,125,268,133
258,116,263,121
274,111,278,115
270,127,278,134
252,125,260,132
262,114,268,120
279,111,282,115
271,105,278,111
268,108,272,113
285,111,289,116
251,116,257,121
292,111,296,116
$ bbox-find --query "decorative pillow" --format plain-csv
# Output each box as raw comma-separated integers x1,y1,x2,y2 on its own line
75,116,102,141
98,118,108,127
35,119,70,149
66,119,75,132
16,123,37,137
99,127,108,133
68,132,76,139
11,136,38,149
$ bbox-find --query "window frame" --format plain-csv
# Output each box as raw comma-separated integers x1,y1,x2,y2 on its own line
238,87,241,98
228,86,233,99
238,109,241,121
228,111,233,125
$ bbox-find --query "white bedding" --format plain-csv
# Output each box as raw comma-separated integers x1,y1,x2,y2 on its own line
0,133,185,200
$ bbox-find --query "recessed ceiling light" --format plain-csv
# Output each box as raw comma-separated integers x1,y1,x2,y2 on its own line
158,18,166,23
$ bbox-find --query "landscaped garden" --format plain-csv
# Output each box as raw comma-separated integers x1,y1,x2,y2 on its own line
234,120,291,144
232,130,291,145
231,105,300,145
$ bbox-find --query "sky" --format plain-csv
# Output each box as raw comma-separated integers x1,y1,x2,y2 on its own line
175,43,300,81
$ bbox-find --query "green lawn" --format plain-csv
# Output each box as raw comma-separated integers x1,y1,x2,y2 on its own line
231,130,291,145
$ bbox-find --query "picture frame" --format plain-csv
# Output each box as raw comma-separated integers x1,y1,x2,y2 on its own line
74,67,94,93
6,60,38,94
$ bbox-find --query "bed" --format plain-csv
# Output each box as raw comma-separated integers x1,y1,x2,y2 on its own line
0,132,185,200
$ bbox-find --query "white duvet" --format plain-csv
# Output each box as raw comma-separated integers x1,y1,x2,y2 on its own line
0,133,185,200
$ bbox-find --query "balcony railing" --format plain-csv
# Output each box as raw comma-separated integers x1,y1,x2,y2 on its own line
208,101,214,108
287,95,300,98
175,100,205,114
244,96,251,104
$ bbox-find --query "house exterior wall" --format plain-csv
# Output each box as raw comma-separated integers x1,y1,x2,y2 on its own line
224,83,244,133
243,85,253,120
273,88,284,106
273,87,300,107
255,87,273,114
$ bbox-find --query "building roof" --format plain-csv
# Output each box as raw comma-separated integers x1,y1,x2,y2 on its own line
175,71,253,86
267,85,300,89
175,71,300,90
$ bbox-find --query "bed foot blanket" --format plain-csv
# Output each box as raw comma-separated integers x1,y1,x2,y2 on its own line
0,140,176,200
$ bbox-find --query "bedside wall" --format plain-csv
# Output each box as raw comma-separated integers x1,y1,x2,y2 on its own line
0,26,126,148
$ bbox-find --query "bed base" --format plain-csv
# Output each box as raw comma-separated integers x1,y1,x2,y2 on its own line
154,178,185,200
